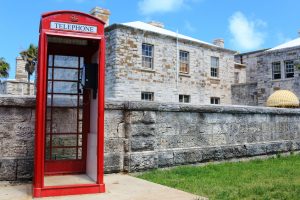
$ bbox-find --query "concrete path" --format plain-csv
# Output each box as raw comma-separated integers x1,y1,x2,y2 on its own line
0,174,207,200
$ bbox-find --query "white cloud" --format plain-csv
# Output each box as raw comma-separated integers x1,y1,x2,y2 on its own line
138,0,185,15
184,21,196,32
229,11,266,51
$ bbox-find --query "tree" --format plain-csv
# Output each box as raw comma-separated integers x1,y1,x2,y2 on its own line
0,57,10,78
20,44,38,95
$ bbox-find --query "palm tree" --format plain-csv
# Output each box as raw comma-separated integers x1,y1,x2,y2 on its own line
20,44,38,95
0,57,10,78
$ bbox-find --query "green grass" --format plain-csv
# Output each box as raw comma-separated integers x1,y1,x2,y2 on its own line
137,154,300,200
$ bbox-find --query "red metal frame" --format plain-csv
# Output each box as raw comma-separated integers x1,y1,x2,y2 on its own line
34,10,106,197
45,54,85,175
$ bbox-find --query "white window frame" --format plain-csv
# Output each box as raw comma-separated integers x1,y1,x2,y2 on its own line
211,56,219,78
142,43,154,69
179,50,189,74
272,62,281,80
284,60,294,78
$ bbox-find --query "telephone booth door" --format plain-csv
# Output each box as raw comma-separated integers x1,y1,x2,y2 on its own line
33,11,105,197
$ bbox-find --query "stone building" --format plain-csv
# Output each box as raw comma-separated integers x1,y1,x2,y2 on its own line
232,36,300,106
0,56,34,95
2,7,245,105
93,7,241,105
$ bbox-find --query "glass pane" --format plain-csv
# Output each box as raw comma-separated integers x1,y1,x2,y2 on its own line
47,94,82,107
78,148,82,159
48,68,53,80
48,55,53,67
51,108,78,133
51,148,77,160
48,81,78,94
52,135,78,147
54,55,79,68
78,121,83,133
53,68,79,81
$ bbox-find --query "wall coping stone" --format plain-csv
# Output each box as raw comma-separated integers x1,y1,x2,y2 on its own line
231,82,258,87
0,95,36,108
0,96,300,115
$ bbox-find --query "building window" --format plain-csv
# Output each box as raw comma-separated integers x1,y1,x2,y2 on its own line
141,92,154,101
285,60,294,78
210,97,220,104
211,56,219,77
234,72,239,84
179,51,189,74
272,62,281,79
179,95,190,103
142,43,154,69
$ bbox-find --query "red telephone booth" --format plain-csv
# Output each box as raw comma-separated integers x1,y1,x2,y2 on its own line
33,10,105,197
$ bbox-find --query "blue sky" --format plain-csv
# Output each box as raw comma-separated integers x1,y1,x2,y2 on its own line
0,0,299,79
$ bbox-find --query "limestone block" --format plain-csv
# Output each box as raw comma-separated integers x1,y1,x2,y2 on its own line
246,143,267,156
173,149,202,165
0,159,16,181
267,141,293,154
104,110,125,138
201,147,225,161
104,138,125,153
130,137,155,152
158,151,174,167
0,107,32,123
126,124,156,137
17,159,33,180
104,153,124,173
128,152,158,172
222,145,247,159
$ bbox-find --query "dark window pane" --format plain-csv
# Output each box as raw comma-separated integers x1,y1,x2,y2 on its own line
141,92,154,101
211,97,220,104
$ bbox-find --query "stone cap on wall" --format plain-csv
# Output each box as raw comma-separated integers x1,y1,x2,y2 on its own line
0,95,36,107
1,96,300,115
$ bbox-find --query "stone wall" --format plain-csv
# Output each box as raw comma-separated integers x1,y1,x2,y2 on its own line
234,49,268,83
0,80,34,95
105,24,236,105
1,96,300,181
231,82,258,106
0,96,35,181
0,57,34,96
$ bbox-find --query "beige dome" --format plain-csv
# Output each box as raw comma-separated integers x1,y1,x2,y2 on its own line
267,90,299,108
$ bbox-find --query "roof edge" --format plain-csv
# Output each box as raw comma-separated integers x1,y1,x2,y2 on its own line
105,23,237,54
42,10,105,25
235,48,270,56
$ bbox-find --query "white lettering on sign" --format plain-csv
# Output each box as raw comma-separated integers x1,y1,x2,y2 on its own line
50,22,97,33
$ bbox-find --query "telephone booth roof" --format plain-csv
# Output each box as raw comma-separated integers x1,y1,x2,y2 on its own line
39,10,105,37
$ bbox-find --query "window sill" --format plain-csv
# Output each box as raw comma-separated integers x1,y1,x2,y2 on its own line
272,77,295,82
139,68,156,73
209,77,221,84
179,73,191,77
209,77,220,81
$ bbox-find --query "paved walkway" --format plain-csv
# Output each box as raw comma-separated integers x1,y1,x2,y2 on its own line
0,174,207,200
